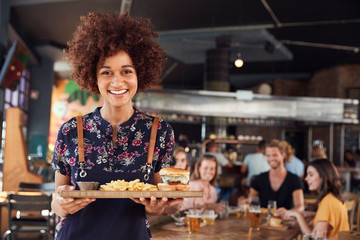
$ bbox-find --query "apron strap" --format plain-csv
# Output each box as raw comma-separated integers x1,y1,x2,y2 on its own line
147,117,159,165
76,116,85,163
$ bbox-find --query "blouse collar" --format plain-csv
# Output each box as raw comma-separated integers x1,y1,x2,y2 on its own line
94,107,139,132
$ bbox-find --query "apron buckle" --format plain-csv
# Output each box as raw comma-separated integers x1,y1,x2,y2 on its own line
79,162,87,178
144,164,153,181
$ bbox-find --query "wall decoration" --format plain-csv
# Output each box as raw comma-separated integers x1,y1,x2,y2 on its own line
48,79,103,154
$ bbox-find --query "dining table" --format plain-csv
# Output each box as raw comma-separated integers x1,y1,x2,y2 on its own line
151,212,305,240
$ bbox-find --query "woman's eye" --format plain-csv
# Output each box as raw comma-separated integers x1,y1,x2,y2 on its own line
123,69,133,75
101,71,111,75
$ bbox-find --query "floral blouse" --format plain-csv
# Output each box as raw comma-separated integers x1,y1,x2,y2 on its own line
51,107,175,186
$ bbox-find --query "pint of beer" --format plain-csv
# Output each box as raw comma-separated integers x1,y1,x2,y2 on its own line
188,215,201,233
249,196,261,230
249,209,261,230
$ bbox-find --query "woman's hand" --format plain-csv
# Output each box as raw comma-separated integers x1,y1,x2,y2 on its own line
237,196,249,206
131,197,184,215
204,203,224,215
52,185,96,218
282,210,300,220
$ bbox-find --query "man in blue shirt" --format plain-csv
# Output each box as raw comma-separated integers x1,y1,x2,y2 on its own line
284,141,305,179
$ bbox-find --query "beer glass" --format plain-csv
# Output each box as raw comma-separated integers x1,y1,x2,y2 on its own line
202,210,217,225
187,210,202,233
249,197,261,230
236,204,247,217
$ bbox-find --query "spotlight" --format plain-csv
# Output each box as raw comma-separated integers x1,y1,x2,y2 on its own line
234,53,244,68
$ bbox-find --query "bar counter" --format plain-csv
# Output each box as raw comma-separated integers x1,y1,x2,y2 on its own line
151,214,302,240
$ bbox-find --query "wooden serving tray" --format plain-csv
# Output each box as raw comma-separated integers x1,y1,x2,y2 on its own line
60,190,203,199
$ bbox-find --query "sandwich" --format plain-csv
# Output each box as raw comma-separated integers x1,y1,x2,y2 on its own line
269,216,283,227
158,167,190,191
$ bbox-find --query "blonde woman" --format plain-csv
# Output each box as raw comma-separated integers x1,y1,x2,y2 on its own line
181,155,224,214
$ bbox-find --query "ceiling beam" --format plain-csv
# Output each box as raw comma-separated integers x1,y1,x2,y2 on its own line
10,0,76,6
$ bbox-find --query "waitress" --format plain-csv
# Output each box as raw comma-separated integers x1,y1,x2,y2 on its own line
51,12,182,239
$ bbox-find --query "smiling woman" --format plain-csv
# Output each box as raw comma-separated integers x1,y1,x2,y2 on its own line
285,159,349,238
180,154,225,215
50,12,182,240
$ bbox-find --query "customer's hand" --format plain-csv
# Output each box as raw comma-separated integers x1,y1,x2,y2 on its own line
237,196,249,206
163,204,180,215
131,196,183,215
53,185,96,218
275,207,289,219
204,203,224,215
282,210,300,220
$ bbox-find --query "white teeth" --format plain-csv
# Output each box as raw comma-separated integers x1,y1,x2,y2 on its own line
110,90,127,94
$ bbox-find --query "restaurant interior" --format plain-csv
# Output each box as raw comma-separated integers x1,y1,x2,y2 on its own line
0,0,360,239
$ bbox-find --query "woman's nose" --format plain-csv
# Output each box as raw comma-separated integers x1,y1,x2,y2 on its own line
111,74,124,86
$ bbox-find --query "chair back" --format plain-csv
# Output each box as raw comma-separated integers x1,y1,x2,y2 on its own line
5,192,54,239
345,200,356,231
19,182,55,194
7,193,52,212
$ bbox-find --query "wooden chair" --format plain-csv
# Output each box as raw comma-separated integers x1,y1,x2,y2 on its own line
343,191,359,231
2,193,54,240
345,200,356,231
19,182,55,194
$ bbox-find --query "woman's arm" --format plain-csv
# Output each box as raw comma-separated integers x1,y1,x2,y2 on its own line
285,210,312,234
312,221,330,237
51,172,95,218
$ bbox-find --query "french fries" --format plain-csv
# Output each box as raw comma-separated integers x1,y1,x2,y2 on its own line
100,179,158,191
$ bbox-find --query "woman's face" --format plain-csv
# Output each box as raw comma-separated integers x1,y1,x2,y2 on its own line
198,159,216,182
97,50,138,109
305,165,322,191
173,151,188,170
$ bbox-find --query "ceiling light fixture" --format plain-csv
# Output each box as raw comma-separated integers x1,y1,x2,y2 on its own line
234,53,244,68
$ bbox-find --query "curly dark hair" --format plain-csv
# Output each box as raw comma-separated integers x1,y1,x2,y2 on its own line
64,12,167,94
308,158,344,203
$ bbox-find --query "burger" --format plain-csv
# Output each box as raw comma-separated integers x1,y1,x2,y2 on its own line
157,167,190,191
269,216,283,227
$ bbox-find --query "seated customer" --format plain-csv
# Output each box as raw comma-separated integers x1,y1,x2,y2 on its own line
247,139,304,217
241,140,270,186
284,159,349,239
170,146,189,171
181,154,224,214
283,141,305,179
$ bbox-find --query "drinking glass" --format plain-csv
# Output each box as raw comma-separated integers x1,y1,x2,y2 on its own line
236,204,247,217
186,210,202,233
202,210,217,225
302,232,327,240
249,197,261,230
267,200,277,222
219,200,229,218
314,230,327,240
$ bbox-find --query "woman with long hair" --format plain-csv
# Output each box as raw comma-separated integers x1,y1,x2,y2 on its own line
170,146,189,170
181,154,224,214
284,159,349,238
